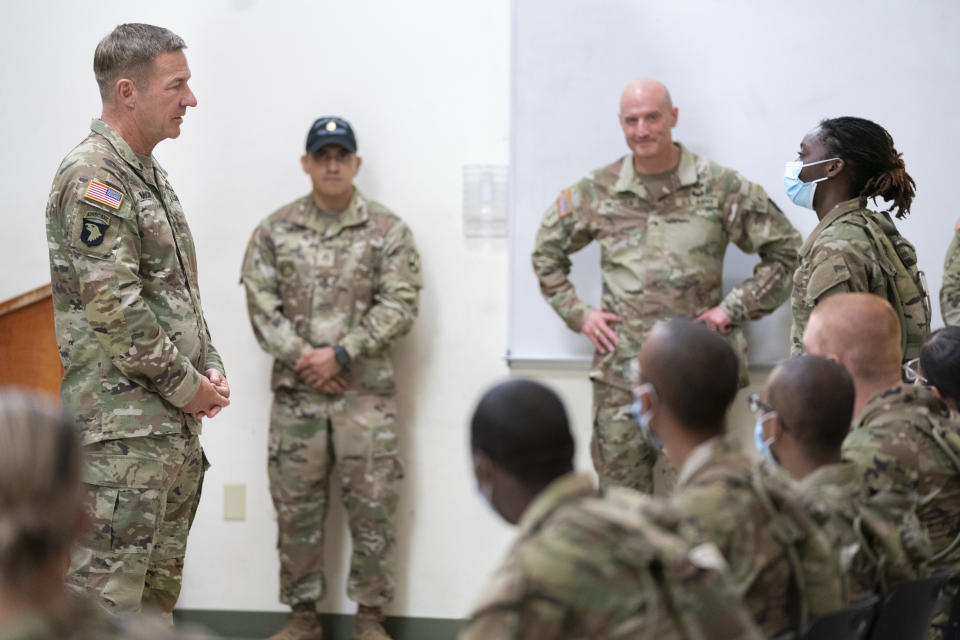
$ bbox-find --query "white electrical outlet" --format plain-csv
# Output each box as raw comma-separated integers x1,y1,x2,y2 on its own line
223,483,246,521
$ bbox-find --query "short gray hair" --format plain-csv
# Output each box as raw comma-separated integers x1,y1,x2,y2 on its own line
94,23,186,102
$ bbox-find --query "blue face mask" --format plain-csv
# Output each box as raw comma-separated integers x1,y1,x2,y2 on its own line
753,417,777,463
632,384,663,450
783,158,839,209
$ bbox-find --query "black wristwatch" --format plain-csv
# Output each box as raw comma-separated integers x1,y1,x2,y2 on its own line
333,345,351,370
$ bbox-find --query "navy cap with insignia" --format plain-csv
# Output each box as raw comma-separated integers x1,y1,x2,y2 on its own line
306,117,357,155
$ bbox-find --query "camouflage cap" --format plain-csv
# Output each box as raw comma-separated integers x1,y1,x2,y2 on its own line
306,116,357,154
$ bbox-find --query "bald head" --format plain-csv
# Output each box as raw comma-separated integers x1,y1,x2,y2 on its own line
620,78,673,114
639,318,739,435
766,355,854,461
802,293,902,384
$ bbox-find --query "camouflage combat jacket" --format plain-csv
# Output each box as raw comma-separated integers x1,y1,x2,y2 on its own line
791,198,930,359
796,461,927,602
241,190,421,395
460,473,761,640
532,144,800,391
45,119,223,445
842,385,960,567
669,436,844,637
941,222,960,327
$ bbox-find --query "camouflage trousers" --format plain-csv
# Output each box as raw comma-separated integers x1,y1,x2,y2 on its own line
591,382,674,494
269,388,403,608
66,431,206,614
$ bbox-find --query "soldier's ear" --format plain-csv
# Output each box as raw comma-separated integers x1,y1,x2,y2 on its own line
116,78,136,108
300,154,310,174
825,158,845,178
472,450,493,485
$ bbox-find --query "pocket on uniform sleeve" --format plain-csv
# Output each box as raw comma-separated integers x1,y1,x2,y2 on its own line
806,254,852,304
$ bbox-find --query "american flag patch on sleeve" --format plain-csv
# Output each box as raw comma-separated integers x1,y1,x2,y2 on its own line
84,180,124,210
557,189,573,217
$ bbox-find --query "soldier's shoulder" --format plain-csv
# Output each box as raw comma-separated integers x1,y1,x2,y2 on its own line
687,150,750,191
586,156,626,190
364,198,404,225
263,195,312,227
54,133,130,193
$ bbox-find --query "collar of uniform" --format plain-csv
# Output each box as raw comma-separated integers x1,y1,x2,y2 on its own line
613,143,697,199
295,188,369,237
798,461,858,493
675,434,730,489
799,197,867,257
852,384,949,431
90,118,160,190
516,472,596,537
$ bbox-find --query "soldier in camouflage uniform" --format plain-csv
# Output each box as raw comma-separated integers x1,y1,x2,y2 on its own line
634,319,844,637
44,24,229,615
754,355,928,603
0,391,205,640
787,116,930,360
241,117,421,640
804,293,960,638
462,379,761,640
941,222,960,327
532,78,800,493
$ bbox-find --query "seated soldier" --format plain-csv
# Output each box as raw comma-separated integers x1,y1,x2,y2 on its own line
803,293,960,568
0,390,200,640
918,326,960,411
754,354,928,603
460,379,760,640
634,319,844,637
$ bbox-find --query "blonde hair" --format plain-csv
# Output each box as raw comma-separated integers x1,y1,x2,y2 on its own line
0,389,84,587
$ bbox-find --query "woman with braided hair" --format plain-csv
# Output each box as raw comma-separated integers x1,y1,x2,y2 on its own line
0,390,199,640
786,116,931,361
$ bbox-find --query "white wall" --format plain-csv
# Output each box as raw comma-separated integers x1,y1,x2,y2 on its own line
2,0,948,623
0,0,524,619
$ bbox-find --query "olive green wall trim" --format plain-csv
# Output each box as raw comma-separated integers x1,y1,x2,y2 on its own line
173,609,465,640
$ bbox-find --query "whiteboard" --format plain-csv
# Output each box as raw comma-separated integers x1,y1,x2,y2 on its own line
508,0,960,367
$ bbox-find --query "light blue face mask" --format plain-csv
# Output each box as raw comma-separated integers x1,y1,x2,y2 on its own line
632,383,663,450
753,416,777,463
783,158,839,209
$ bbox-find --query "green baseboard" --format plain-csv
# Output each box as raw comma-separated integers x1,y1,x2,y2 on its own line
173,609,465,639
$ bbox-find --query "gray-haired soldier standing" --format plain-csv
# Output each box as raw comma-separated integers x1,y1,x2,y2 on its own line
241,118,422,640
44,24,229,615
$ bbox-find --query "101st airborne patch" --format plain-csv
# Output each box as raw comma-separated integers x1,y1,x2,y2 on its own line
80,212,111,247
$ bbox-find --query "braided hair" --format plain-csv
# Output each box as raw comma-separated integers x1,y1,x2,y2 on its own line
818,116,915,219
0,390,83,588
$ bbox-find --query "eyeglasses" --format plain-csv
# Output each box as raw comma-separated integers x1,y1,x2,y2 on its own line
747,393,774,418
903,358,927,385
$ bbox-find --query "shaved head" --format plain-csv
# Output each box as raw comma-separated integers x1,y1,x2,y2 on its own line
638,318,739,435
766,355,854,461
619,77,673,114
618,77,678,169
802,293,902,384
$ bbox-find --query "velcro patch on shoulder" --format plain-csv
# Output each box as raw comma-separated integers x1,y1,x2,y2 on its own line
80,212,111,247
807,253,852,302
84,179,124,210
557,189,573,218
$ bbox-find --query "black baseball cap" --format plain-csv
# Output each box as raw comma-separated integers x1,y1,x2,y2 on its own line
305,117,357,155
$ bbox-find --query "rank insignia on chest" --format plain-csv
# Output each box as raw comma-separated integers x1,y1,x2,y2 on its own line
80,212,111,247
316,249,335,268
84,179,124,209
557,189,573,218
